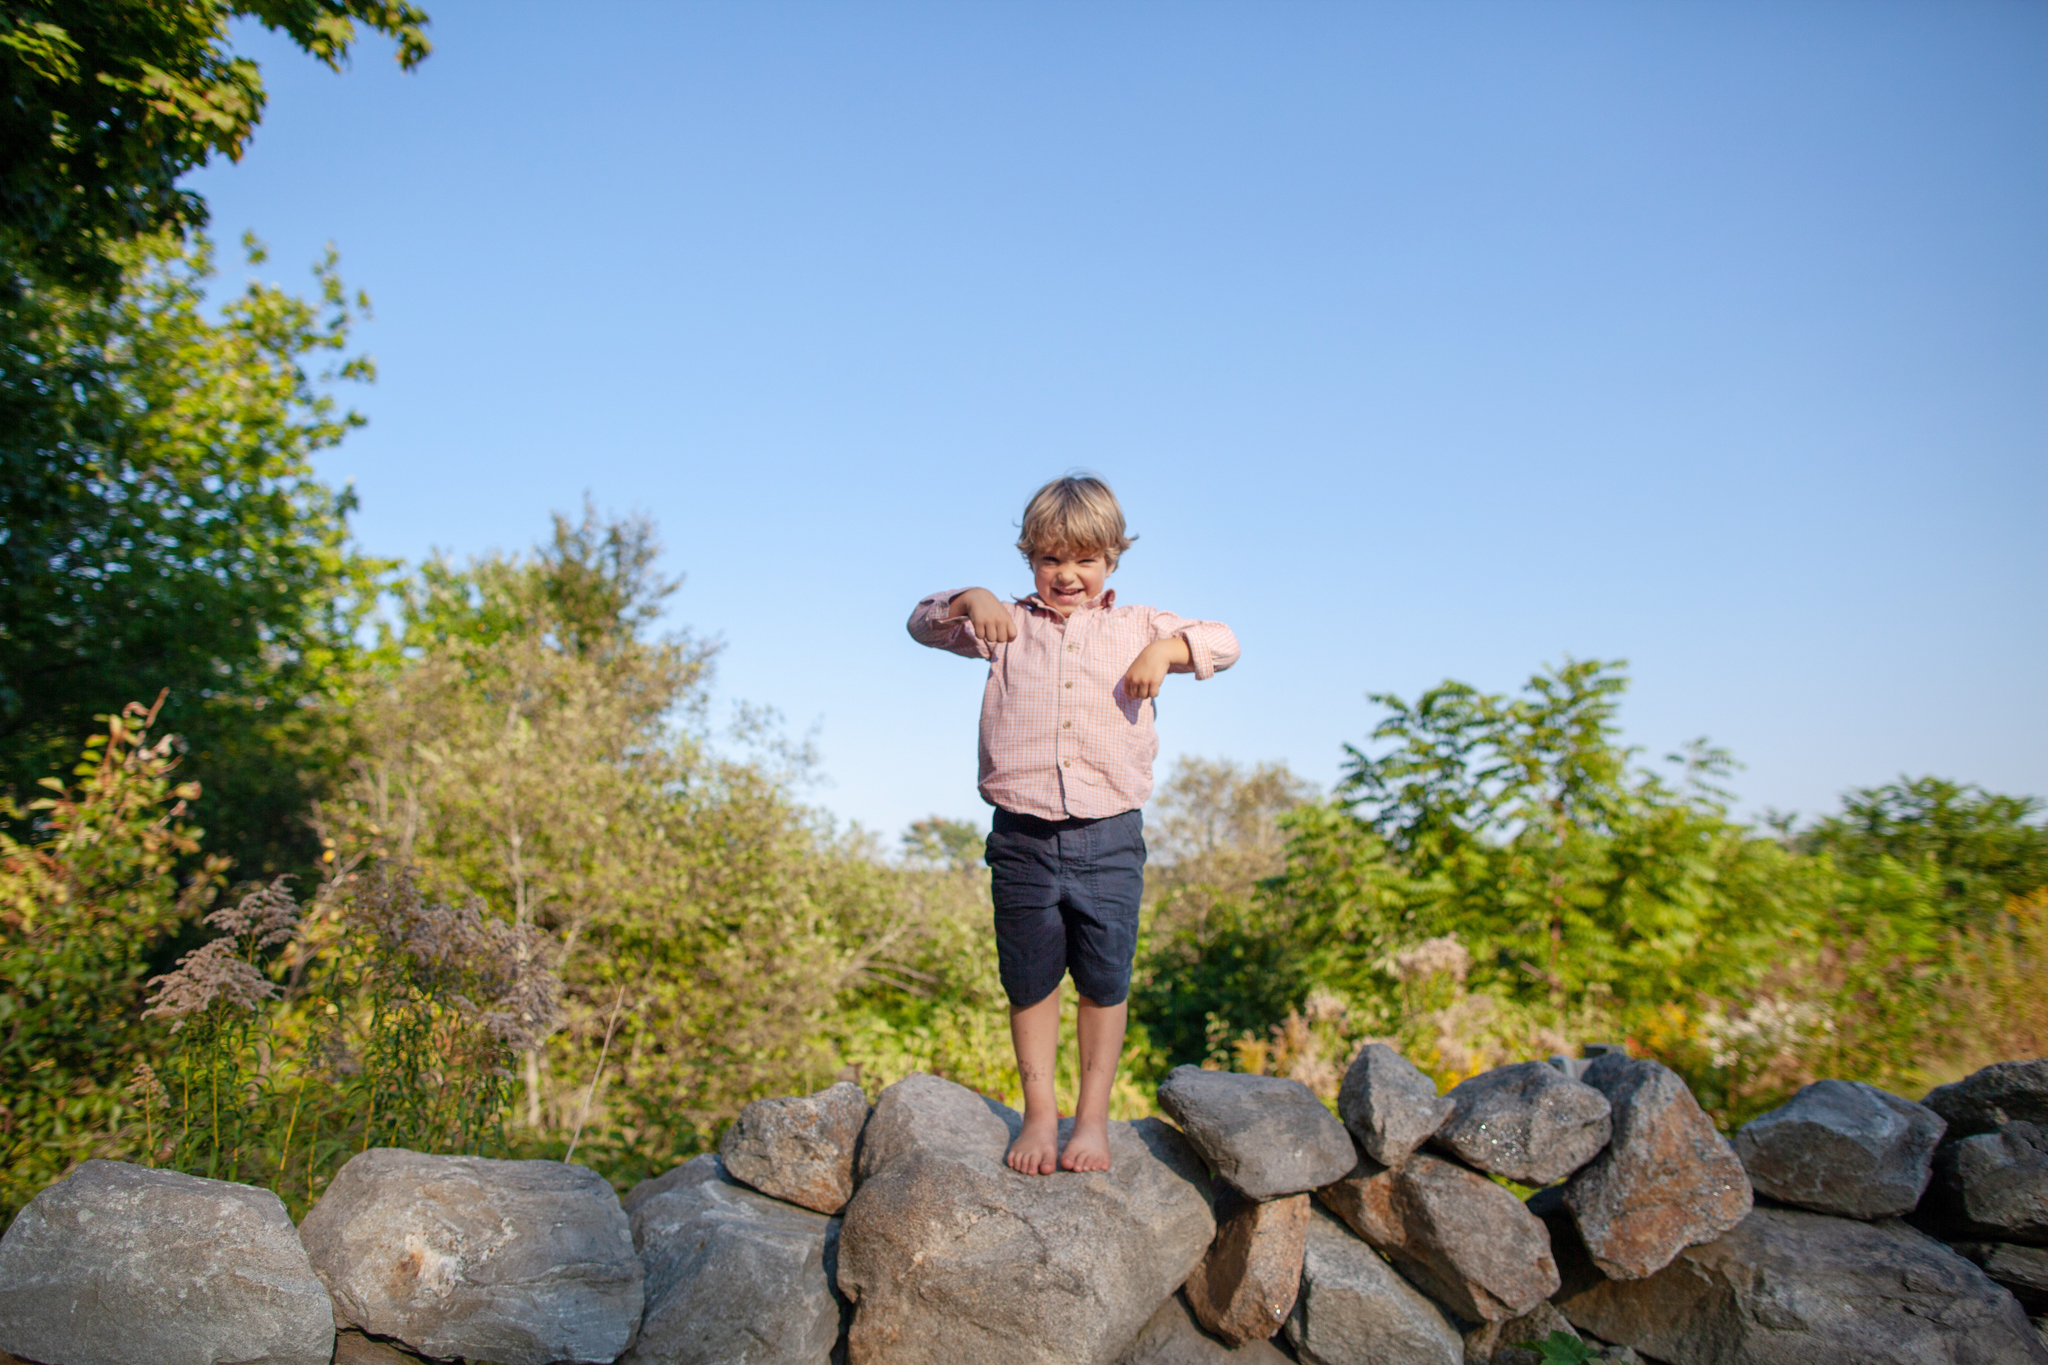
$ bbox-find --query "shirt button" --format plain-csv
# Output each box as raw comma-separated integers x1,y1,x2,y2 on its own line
1063,720,1071,728
1063,760,1071,767
1064,681,1072,688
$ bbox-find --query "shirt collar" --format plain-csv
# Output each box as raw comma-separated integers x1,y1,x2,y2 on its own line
1018,588,1115,617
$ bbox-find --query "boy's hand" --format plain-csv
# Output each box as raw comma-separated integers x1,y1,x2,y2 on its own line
949,587,1017,645
1122,637,1190,699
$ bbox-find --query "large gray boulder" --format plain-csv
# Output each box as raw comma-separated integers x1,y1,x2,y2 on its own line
1157,1067,1356,1200
1433,1061,1613,1186
837,1073,1216,1365
0,1160,334,1365
1562,1053,1751,1279
1337,1044,1455,1167
1114,1293,1292,1364
623,1152,730,1216
1315,1150,1556,1322
1733,1079,1945,1218
1552,1204,2048,1365
623,1174,844,1365
719,1080,870,1215
1918,1120,2048,1244
298,1148,642,1365
1284,1206,1462,1365
1950,1241,2048,1313
1925,1060,2048,1140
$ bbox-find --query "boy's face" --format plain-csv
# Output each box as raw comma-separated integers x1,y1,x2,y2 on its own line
1031,546,1111,616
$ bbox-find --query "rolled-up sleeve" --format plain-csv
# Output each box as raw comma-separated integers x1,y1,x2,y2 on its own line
1150,610,1240,680
907,590,993,659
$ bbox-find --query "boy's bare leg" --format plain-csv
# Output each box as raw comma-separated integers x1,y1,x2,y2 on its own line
1007,988,1062,1175
1059,994,1126,1172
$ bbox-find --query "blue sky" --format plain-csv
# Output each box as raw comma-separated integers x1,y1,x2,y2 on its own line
190,1,2047,840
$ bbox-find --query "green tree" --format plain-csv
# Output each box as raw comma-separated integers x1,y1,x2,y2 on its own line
1798,777,2048,923
1,0,428,289
321,510,943,1181
0,231,383,874
1336,659,1802,1010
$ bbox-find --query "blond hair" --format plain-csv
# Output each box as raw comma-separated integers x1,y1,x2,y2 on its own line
1016,475,1135,566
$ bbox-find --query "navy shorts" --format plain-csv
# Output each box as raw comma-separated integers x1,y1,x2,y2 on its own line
984,807,1146,1009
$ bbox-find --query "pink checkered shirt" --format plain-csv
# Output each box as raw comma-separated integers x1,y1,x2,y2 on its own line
907,588,1241,820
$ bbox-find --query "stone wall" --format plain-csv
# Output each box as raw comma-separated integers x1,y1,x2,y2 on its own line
1,1054,2045,1365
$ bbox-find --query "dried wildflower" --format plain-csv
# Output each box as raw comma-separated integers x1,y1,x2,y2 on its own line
1700,997,1832,1070
1303,989,1349,1025
143,938,277,1028
125,1062,169,1111
1391,935,1472,985
204,876,301,950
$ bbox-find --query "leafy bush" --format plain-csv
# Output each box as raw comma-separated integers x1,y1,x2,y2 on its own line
1132,662,2048,1128
0,698,223,1221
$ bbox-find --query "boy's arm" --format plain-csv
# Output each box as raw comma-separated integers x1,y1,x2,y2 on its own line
1121,612,1239,699
1151,611,1240,678
906,589,1014,659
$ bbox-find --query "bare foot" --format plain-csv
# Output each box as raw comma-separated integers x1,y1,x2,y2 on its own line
1007,1112,1060,1175
1059,1117,1112,1172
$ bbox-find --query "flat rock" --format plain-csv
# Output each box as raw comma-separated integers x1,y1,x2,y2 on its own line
1918,1121,2048,1244
1925,1060,2048,1140
623,1152,731,1215
719,1080,870,1215
1562,1053,1751,1280
1315,1150,1557,1323
837,1072,1216,1365
1733,1079,1945,1219
1158,1066,1357,1200
1433,1061,1613,1186
1338,1044,1455,1167
1185,1189,1309,1346
1463,1301,1578,1365
299,1147,642,1365
1950,1242,2048,1313
1285,1205,1462,1365
0,1160,334,1365
1552,1203,2048,1365
623,1174,844,1365
1114,1293,1293,1364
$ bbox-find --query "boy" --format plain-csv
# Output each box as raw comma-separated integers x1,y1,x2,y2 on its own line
907,475,1240,1174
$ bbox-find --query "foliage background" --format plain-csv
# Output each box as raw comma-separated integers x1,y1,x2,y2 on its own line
0,0,2042,1229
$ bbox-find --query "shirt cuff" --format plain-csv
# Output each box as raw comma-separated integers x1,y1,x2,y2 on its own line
1184,629,1216,680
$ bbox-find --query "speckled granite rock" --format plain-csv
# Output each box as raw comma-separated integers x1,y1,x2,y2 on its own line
1183,1188,1308,1346
1338,1044,1455,1167
1114,1293,1293,1364
1733,1080,1944,1219
1562,1054,1751,1280
1925,1060,2048,1140
1433,1062,1612,1186
624,1174,844,1365
1316,1150,1557,1323
1551,1203,2047,1365
0,1160,334,1365
1285,1206,1461,1365
837,1073,1215,1365
1158,1067,1357,1201
719,1080,870,1215
298,1147,641,1365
